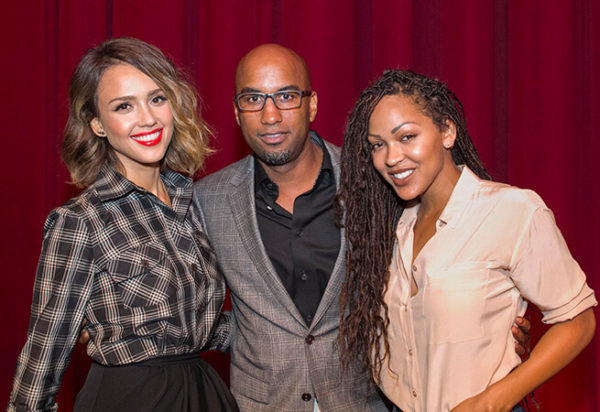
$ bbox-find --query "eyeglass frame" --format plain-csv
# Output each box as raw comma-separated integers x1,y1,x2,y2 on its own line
234,89,313,112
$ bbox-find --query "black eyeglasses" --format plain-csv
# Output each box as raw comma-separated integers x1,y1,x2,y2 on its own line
234,90,312,112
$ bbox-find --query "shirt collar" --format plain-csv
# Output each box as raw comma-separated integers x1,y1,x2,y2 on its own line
94,163,193,214
438,165,481,229
94,163,138,201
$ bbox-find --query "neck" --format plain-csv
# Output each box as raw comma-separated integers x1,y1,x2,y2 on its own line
120,163,171,207
418,162,461,219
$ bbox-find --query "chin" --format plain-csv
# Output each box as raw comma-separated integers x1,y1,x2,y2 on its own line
262,150,292,166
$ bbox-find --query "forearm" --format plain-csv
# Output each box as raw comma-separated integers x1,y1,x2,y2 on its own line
483,308,596,411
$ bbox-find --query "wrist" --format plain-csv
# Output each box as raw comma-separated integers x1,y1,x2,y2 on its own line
483,381,522,412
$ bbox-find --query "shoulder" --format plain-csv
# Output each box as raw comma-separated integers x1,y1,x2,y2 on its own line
478,180,546,210
197,156,252,188
472,180,549,226
317,133,340,161
42,187,102,237
322,139,341,157
194,155,253,198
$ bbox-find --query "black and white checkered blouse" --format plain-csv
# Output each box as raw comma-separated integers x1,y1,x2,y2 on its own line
9,164,230,412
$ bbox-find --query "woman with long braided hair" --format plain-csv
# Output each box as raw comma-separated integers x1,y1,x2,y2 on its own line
337,69,596,411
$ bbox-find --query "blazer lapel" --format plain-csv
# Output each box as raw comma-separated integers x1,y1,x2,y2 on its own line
310,140,346,330
228,156,306,327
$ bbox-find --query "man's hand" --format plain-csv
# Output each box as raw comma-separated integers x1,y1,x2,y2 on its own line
512,316,531,358
79,320,90,344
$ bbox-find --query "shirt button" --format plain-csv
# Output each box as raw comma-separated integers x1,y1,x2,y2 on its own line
412,390,417,398
266,205,273,211
301,393,312,402
305,335,314,344
408,349,413,356
412,264,417,272
296,230,302,236
300,272,308,281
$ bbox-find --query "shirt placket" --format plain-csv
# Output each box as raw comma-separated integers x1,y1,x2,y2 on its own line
397,222,423,412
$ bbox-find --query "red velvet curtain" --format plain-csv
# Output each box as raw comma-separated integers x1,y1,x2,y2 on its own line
2,1,598,410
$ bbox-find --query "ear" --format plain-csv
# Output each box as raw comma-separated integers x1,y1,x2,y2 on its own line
233,101,241,126
90,117,106,137
308,91,318,123
442,118,457,149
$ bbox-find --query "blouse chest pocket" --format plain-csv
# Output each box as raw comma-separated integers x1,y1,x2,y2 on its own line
106,243,177,308
421,261,490,344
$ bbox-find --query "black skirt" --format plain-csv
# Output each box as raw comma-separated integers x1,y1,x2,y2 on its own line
74,352,239,412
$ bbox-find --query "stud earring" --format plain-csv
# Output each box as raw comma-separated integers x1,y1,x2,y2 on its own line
97,130,105,136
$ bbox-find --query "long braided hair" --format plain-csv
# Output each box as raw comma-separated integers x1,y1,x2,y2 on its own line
336,69,491,382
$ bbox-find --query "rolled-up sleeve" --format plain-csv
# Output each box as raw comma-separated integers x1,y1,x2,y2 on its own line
510,206,596,324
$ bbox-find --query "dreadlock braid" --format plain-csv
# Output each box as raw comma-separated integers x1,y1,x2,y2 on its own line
336,69,490,383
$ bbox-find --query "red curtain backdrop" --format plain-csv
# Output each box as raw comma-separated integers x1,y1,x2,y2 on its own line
2,1,598,410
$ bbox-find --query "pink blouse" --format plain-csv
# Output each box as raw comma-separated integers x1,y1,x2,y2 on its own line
379,166,596,411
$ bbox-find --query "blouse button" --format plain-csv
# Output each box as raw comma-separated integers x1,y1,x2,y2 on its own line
408,349,413,356
412,390,417,398
412,264,417,272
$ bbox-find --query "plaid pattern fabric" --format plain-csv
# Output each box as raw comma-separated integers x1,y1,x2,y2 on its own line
9,164,229,412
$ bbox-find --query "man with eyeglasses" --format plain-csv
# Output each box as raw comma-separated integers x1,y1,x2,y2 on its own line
194,44,531,412
194,43,385,412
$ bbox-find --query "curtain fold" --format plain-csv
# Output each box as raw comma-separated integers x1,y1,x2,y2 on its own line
2,1,597,410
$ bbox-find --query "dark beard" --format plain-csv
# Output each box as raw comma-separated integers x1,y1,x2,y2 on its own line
260,150,292,166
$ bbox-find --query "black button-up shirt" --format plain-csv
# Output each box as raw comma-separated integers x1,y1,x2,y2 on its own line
9,164,229,411
254,132,340,326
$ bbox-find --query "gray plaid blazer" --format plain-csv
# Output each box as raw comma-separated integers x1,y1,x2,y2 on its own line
194,137,387,411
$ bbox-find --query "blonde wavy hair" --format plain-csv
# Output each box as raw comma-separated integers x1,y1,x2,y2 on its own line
62,37,213,187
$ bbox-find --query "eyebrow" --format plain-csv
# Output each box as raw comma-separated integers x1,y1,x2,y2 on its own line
390,122,416,134
368,121,417,138
239,85,302,94
108,88,163,104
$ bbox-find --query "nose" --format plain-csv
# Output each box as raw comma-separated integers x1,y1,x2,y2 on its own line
260,96,283,125
385,142,405,167
138,103,158,127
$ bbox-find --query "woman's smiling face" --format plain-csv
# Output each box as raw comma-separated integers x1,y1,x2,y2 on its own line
91,63,174,177
367,94,456,202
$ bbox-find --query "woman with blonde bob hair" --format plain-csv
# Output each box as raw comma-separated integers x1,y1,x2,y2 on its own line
62,36,212,187
337,69,596,412
9,37,238,412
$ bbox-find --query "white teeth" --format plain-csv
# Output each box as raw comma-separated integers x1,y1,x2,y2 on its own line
393,169,414,179
131,130,161,142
